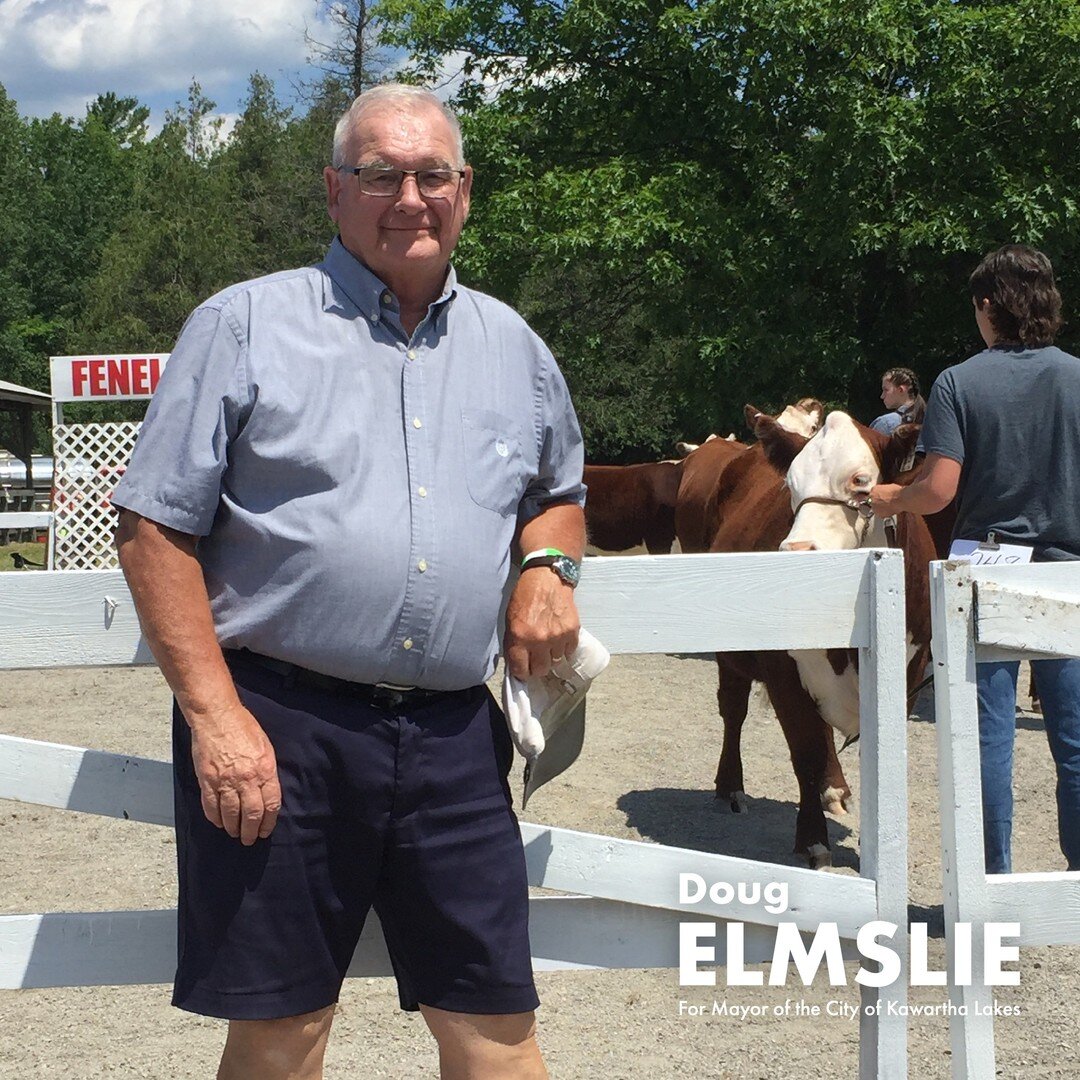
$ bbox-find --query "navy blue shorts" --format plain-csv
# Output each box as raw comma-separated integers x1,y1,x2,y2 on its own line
171,653,538,1020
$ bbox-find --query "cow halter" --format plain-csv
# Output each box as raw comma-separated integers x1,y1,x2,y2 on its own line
790,495,899,548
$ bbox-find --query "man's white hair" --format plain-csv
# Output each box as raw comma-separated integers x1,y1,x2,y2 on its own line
331,84,465,169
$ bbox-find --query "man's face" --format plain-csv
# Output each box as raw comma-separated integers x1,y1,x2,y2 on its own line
324,104,472,295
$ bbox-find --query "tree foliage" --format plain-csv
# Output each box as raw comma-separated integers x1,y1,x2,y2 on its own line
1,2,1079,456
379,0,1080,455
306,1,388,98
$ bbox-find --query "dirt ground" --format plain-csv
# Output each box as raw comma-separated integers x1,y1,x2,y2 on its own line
2,653,1077,1079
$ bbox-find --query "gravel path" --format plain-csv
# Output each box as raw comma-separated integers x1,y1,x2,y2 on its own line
2,657,1076,1078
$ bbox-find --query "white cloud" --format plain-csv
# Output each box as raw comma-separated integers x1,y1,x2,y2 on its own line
1,0,329,117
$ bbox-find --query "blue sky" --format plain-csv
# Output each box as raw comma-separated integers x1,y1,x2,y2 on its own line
0,0,362,129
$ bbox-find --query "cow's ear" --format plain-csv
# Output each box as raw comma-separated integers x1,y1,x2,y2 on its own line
881,423,922,481
746,405,809,474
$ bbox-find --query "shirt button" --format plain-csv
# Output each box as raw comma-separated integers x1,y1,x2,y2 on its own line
402,638,414,651
496,438,509,457
381,291,392,305
369,312,379,324
418,559,428,572
418,486,427,497
406,349,417,361
413,417,422,429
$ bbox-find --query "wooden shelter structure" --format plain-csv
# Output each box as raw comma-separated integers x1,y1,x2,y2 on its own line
0,379,51,488
0,379,53,545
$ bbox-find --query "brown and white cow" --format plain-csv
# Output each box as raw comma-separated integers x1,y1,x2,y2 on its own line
674,433,737,457
674,406,932,867
582,460,684,554
727,407,934,866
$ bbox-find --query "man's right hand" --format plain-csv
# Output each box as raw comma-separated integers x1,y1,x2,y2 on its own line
116,512,283,846
189,704,282,845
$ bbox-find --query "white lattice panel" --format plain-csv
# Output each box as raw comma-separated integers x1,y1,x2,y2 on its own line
51,423,140,570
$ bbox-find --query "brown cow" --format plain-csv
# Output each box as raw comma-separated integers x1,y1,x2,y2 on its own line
674,398,825,557
674,437,749,554
582,461,683,554
709,408,934,867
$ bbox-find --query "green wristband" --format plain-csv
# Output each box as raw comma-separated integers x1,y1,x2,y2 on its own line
521,547,566,569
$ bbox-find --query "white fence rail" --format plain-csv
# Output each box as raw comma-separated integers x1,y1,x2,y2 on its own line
930,560,1080,1079
0,550,910,1078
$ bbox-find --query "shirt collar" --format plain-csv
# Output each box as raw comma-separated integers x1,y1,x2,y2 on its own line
321,236,458,322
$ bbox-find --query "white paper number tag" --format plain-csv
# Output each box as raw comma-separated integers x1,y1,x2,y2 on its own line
949,539,1034,566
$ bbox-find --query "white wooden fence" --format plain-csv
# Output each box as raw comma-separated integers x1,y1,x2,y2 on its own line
930,559,1080,1079
0,550,910,1078
0,509,52,557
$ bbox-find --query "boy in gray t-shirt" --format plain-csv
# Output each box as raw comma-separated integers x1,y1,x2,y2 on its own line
870,243,1080,874
920,343,1080,561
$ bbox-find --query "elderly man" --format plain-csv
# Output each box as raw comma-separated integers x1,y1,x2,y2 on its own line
112,84,584,1080
871,243,1080,875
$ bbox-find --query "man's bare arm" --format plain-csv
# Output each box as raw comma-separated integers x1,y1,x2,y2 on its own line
504,502,586,679
115,509,281,844
869,453,962,517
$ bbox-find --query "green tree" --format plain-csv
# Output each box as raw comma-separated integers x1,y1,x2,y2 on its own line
222,73,337,276
378,0,1080,456
75,82,250,351
306,1,389,98
0,86,146,435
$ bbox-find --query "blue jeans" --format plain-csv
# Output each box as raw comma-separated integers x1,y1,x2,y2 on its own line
977,659,1080,873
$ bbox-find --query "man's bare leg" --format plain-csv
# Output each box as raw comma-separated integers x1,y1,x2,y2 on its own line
217,1005,335,1080
421,1005,547,1080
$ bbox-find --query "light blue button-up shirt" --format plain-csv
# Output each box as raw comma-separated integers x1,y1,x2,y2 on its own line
112,238,585,689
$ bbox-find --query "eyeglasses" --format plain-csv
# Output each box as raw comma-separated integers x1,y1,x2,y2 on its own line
342,166,465,199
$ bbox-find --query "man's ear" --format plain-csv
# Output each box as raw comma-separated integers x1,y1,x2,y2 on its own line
746,404,809,474
461,164,473,222
881,423,922,481
323,166,342,222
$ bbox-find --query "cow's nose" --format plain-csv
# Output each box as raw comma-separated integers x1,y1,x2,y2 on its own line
781,540,817,551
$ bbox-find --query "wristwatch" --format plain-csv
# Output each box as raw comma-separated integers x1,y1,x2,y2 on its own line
520,548,581,589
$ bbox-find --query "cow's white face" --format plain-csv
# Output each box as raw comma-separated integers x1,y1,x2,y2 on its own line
780,412,883,551
775,403,822,438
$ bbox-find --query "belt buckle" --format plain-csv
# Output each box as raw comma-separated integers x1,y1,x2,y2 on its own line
371,684,411,711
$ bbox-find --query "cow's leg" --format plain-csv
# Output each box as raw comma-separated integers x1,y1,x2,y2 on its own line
713,657,752,813
761,655,833,869
642,513,676,555
1029,662,1043,715
822,734,852,816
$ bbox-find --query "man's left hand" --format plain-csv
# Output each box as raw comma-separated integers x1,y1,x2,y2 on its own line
504,568,581,679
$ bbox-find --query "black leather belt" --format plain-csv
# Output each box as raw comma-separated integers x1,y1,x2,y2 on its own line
225,649,464,712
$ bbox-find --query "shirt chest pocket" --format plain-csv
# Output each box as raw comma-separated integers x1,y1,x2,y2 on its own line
461,408,528,515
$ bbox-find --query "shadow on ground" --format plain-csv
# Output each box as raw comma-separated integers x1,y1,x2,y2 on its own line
616,786,860,872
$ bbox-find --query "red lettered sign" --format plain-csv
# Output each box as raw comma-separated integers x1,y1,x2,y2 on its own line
50,355,170,402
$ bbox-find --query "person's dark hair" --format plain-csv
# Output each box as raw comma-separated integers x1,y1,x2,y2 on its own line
881,367,926,423
883,366,920,397
968,244,1063,347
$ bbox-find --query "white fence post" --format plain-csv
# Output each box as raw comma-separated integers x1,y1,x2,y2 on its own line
858,551,909,1079
930,560,996,1078
931,559,1080,1079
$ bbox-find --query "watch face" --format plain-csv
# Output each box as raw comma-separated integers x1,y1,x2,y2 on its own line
553,556,581,587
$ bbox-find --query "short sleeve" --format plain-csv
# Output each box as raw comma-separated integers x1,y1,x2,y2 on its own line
111,304,250,535
870,412,901,434
518,352,586,523
919,372,965,466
